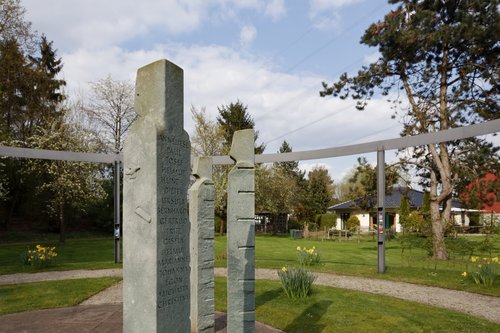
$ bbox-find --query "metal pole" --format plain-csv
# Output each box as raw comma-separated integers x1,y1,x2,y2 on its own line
114,160,121,263
377,148,386,273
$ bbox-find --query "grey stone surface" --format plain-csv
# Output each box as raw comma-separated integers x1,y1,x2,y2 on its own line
227,129,256,333
123,59,191,333
190,157,215,333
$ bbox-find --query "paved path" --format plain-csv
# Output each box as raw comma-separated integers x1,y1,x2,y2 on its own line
1,268,499,324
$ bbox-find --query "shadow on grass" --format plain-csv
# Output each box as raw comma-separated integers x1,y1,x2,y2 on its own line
283,300,332,333
255,287,282,309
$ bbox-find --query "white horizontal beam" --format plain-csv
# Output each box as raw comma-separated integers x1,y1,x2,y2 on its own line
213,119,500,164
1,119,498,165
0,145,120,164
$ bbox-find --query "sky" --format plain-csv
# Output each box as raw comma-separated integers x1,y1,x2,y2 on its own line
22,0,409,183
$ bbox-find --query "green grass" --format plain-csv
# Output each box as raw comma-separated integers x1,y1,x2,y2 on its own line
216,234,500,296
0,238,120,274
215,277,500,332
0,277,121,315
1,234,498,296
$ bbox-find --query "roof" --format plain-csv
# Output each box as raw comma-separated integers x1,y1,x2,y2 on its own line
328,186,461,211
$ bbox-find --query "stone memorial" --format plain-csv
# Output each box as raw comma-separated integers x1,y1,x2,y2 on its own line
189,157,215,333
226,129,256,333
123,59,191,332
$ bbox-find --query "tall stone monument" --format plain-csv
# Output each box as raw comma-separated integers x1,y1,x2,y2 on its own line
189,157,215,333
123,59,191,332
227,129,256,333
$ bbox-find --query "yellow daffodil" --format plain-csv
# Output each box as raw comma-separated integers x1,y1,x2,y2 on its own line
461,272,467,277
281,266,287,272
296,246,301,251
471,256,479,263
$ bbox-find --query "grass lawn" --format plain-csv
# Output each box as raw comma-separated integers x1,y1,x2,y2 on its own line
1,276,497,332
215,277,499,333
1,234,498,296
0,238,120,275
216,234,500,296
0,277,121,315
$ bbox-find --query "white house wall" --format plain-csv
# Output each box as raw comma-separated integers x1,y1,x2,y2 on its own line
354,213,370,232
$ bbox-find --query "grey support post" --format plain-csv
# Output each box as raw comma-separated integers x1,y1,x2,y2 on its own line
377,147,386,273
227,129,256,333
113,159,121,264
190,157,215,333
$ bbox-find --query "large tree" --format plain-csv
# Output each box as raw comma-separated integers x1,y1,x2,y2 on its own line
216,100,265,154
320,0,499,259
81,75,136,154
0,4,66,226
273,140,308,223
337,157,403,207
0,0,36,52
191,105,224,157
305,166,334,223
27,120,106,242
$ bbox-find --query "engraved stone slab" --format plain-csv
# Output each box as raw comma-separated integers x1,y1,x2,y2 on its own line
190,157,215,333
123,59,191,333
227,129,256,333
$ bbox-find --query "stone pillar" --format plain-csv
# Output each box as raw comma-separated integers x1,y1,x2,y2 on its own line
123,59,191,333
190,157,215,333
227,129,256,333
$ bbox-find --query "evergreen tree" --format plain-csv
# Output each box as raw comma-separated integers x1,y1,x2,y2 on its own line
274,140,302,177
398,196,410,232
216,100,265,154
0,38,28,141
26,35,66,136
305,166,334,222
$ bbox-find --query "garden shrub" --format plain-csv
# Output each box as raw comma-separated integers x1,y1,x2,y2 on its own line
346,215,360,232
278,266,316,299
296,246,320,266
22,245,57,268
463,256,499,287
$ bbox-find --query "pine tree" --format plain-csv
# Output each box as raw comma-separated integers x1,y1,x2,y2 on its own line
216,100,265,154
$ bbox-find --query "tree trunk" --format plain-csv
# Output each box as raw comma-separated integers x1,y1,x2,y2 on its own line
429,170,449,260
430,203,448,260
59,201,66,243
219,218,225,235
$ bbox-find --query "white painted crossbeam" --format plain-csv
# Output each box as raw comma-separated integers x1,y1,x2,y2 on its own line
0,145,120,164
0,119,498,165
212,119,500,164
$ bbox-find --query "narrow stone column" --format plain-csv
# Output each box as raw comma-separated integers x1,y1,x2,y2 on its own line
123,59,191,332
227,129,256,333
190,157,215,333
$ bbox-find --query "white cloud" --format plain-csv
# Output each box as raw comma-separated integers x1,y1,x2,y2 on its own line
56,41,400,181
309,0,360,13
240,25,257,47
308,0,361,31
265,0,287,21
24,0,208,50
24,0,284,51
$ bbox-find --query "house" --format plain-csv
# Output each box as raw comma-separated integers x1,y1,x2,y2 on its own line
327,186,463,233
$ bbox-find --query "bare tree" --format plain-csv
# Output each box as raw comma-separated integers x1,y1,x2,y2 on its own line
83,75,136,154
0,0,37,51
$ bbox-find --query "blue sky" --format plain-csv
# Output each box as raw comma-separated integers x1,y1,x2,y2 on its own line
23,0,405,182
